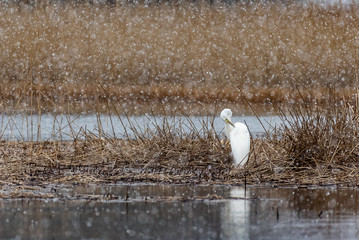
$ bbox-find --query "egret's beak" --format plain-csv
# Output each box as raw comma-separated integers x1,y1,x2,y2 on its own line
225,119,235,127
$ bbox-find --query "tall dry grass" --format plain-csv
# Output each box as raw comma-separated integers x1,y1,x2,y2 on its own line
2,90,359,199
0,1,359,113
2,89,359,195
0,112,235,191
249,89,359,186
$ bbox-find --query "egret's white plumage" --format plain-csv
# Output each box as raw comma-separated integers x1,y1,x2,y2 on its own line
220,108,250,166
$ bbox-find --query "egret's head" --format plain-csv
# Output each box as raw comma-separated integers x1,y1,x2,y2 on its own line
220,108,235,127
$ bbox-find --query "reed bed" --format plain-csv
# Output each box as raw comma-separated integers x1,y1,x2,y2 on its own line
0,115,232,186
0,115,236,198
1,90,359,199
253,89,359,187
1,1,359,114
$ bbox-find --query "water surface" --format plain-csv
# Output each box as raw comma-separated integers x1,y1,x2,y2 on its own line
0,114,282,141
1,185,359,240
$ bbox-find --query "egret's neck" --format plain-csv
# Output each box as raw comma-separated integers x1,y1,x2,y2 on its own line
224,122,234,139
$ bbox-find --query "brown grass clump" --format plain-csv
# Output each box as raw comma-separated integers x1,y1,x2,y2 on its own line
247,90,359,186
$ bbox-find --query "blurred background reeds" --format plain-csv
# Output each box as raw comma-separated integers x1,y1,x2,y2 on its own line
0,1,358,114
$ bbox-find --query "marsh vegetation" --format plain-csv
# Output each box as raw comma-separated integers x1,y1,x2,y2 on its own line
1,1,359,198
1,89,359,199
0,1,358,114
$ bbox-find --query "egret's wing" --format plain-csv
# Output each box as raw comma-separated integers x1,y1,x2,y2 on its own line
230,123,250,166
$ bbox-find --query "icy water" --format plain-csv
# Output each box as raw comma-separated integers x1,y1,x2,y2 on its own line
0,114,282,141
1,185,359,240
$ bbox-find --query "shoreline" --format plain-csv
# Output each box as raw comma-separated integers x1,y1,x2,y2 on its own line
0,84,357,115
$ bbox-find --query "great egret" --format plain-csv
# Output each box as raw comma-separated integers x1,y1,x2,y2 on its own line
220,108,250,166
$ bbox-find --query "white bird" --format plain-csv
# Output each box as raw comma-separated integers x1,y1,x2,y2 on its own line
220,108,250,166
